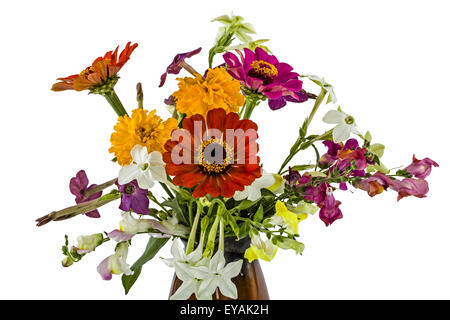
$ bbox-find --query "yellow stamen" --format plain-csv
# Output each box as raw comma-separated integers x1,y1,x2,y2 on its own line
250,60,278,79
196,138,233,174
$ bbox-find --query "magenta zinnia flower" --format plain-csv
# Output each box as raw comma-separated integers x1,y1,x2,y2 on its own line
69,170,102,218
223,47,303,105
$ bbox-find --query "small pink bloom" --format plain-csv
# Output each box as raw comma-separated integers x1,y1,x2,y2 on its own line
404,155,439,179
391,178,429,201
319,187,343,226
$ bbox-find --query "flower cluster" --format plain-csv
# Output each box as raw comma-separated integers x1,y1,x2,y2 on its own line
37,14,438,300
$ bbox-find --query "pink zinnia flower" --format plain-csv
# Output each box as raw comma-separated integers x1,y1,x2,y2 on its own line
223,47,303,104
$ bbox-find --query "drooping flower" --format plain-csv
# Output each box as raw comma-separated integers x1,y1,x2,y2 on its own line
404,155,439,179
267,90,309,110
233,171,276,201
52,42,138,92
318,187,343,226
163,108,262,198
171,67,244,118
391,178,429,201
268,201,304,235
355,172,394,197
323,109,360,143
320,139,368,176
118,145,167,190
159,47,202,87
304,182,328,205
97,242,133,281
108,212,169,242
195,250,243,300
72,233,104,255
115,180,149,215
69,170,102,218
223,47,303,101
244,234,278,263
110,108,177,166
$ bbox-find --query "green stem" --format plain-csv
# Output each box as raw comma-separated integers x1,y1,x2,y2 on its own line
203,207,223,258
242,96,260,119
219,219,225,252
102,90,128,117
277,89,327,174
159,182,174,199
186,202,202,255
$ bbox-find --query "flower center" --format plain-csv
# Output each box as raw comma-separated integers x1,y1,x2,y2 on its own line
344,116,355,125
247,60,278,85
136,127,155,143
79,66,95,79
124,184,135,195
196,138,233,174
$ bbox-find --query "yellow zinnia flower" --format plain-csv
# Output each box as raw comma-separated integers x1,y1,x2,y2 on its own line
172,67,245,118
110,108,177,166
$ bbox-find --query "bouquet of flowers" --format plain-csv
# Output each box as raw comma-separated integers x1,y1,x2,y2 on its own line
36,14,438,300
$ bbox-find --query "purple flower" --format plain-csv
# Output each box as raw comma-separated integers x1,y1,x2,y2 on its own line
355,172,394,197
69,170,102,218
404,155,439,179
391,178,429,201
116,180,149,215
223,47,303,101
304,182,328,205
284,167,302,186
319,187,343,227
159,47,202,87
268,90,308,110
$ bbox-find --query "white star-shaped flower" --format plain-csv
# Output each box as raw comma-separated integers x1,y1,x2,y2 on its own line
323,109,361,143
118,145,167,189
233,171,275,201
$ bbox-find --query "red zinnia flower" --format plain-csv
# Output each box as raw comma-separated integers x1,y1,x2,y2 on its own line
51,42,138,92
163,108,262,198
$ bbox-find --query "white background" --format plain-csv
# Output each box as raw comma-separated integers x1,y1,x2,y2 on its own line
1,0,448,299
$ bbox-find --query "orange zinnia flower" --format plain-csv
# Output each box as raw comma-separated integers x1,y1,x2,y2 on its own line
163,108,262,198
51,42,138,93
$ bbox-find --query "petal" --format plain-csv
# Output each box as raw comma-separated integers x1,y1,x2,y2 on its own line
137,171,155,189
222,259,243,278
333,124,352,143
131,145,148,164
97,256,112,280
107,230,135,242
118,165,139,185
323,110,346,124
169,279,197,300
218,278,238,299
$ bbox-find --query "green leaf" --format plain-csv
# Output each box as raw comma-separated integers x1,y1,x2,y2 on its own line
364,131,372,143
253,204,264,223
97,189,120,202
162,195,189,226
273,236,305,255
291,164,315,171
237,199,255,211
121,237,169,295
226,212,240,239
370,143,385,158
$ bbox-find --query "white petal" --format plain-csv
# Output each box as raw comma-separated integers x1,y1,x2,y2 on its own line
148,151,164,164
233,189,248,201
118,165,139,185
131,145,148,165
149,165,167,183
198,275,219,298
222,259,243,279
351,124,361,136
323,110,345,124
171,239,185,260
218,278,238,299
174,262,197,282
137,171,155,189
170,280,197,300
332,123,352,143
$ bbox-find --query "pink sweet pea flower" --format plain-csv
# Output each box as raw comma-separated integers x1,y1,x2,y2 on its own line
355,172,394,197
391,178,429,201
404,155,439,179
318,187,343,226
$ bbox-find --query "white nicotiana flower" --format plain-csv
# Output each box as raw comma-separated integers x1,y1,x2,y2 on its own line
233,171,276,201
118,145,167,189
97,242,133,280
194,251,243,300
163,240,206,300
323,109,360,143
305,75,337,104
